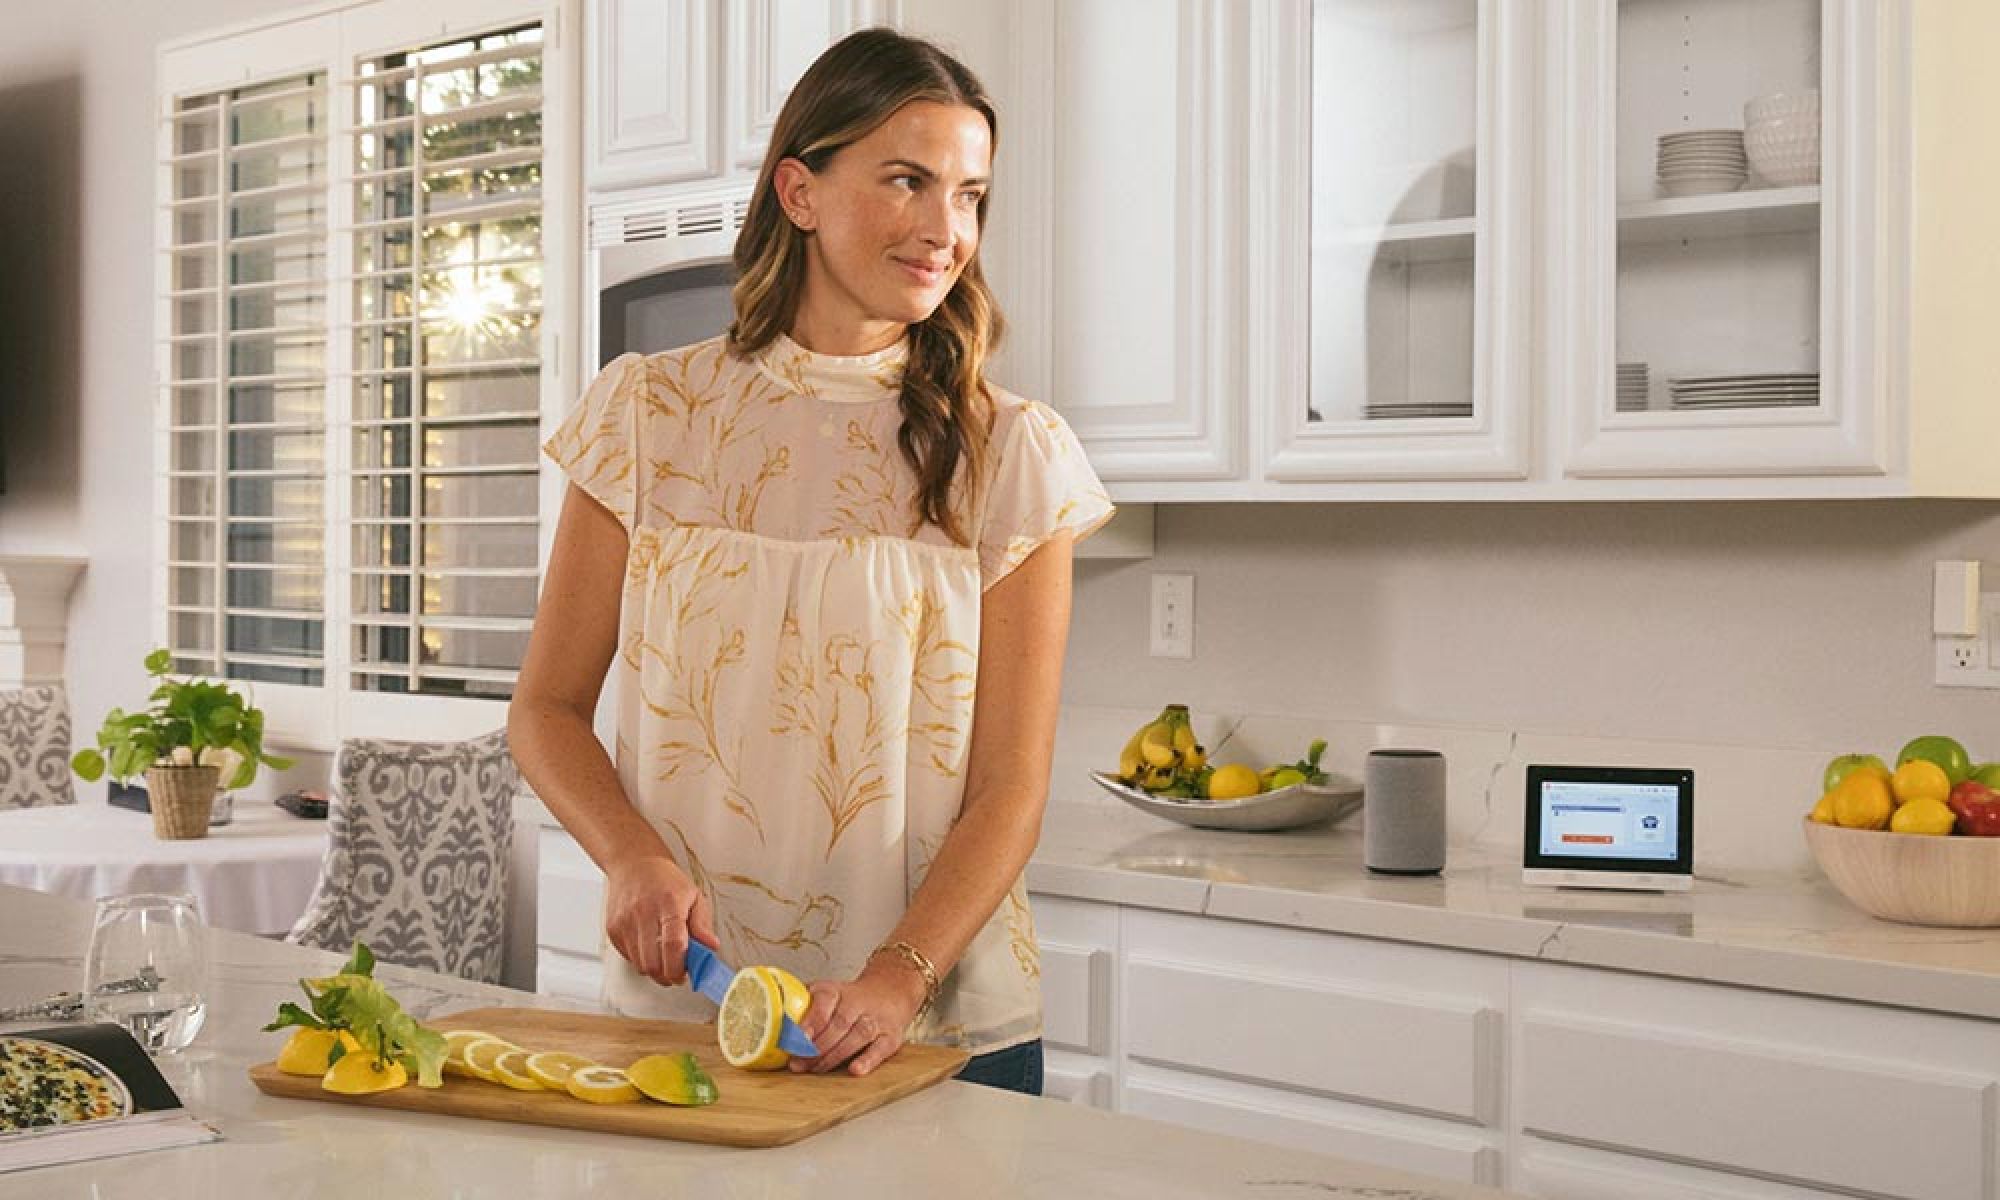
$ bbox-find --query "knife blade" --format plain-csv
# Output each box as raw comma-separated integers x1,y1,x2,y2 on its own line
685,941,819,1057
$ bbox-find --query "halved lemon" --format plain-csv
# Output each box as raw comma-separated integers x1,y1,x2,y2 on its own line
524,1050,596,1090
460,1036,519,1083
764,965,812,1026
440,1028,504,1079
490,1047,547,1091
322,1050,407,1095
566,1065,641,1105
718,965,786,1070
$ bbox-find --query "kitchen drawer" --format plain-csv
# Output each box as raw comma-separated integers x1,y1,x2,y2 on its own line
1121,911,1504,1125
1518,1141,1844,1200
536,948,605,1005
1044,1052,1113,1109
1121,1063,1500,1186
1515,962,2000,1200
537,829,605,959
1030,893,1117,1056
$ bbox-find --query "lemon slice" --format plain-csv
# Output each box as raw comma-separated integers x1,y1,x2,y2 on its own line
628,1051,720,1106
490,1047,547,1091
566,1065,641,1105
460,1036,519,1083
440,1029,504,1079
524,1050,596,1090
718,965,786,1070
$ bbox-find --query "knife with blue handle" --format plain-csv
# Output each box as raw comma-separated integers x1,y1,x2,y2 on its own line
685,941,820,1057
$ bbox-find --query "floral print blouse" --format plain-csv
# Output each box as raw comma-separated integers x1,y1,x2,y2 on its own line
543,332,1114,1053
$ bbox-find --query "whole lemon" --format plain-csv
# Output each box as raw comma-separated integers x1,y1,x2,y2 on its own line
1889,798,1956,836
1808,791,1837,824
1206,764,1262,801
1830,771,1893,830
1890,759,1950,808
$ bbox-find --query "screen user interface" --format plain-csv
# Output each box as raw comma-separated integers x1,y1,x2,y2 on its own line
1538,779,1680,862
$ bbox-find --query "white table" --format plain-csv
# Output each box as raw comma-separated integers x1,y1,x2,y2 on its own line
0,802,328,936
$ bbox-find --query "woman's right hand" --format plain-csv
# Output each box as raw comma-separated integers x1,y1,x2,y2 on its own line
603,855,719,987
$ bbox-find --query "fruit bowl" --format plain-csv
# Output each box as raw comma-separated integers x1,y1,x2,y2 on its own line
1802,816,2000,927
1089,770,1363,833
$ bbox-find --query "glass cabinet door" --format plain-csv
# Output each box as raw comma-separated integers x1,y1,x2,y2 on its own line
1614,0,1821,418
1561,0,1890,479
1259,0,1531,482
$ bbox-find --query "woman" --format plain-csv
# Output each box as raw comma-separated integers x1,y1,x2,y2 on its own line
509,28,1112,1095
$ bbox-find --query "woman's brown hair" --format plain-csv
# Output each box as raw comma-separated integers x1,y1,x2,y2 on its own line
727,28,1002,547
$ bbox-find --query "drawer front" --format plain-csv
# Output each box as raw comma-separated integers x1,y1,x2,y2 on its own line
536,948,605,1005
537,830,605,958
1044,1056,1113,1109
1124,956,1497,1124
1041,942,1110,1054
1122,1066,1499,1186
1520,1015,1993,1200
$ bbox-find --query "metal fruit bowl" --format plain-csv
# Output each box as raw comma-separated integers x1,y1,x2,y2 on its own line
1089,770,1363,833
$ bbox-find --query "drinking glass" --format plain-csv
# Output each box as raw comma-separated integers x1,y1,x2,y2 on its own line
83,892,210,1054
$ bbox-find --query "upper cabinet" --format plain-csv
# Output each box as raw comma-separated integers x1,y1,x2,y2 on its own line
587,0,896,194
955,0,2000,501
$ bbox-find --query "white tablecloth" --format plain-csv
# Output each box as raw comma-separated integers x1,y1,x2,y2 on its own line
0,802,329,936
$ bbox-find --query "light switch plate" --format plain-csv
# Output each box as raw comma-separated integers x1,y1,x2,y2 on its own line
1149,573,1194,659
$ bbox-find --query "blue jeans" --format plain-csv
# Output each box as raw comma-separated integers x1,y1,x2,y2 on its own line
954,1038,1043,1095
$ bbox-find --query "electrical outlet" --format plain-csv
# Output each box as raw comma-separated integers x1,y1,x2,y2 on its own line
1935,593,2000,688
1150,572,1194,659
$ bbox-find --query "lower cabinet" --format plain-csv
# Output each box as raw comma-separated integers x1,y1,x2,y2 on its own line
535,823,606,1004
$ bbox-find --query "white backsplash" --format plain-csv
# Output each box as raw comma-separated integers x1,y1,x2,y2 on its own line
1049,703,1828,875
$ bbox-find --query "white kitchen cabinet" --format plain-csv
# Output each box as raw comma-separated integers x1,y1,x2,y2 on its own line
1031,891,1119,1108
979,0,1247,483
1512,960,2000,1200
587,0,896,193
534,820,607,1003
954,0,2000,500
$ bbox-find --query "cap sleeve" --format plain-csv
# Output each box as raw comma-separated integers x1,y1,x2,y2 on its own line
976,401,1116,590
543,352,644,532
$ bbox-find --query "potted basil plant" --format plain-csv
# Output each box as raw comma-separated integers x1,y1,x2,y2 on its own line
71,648,294,839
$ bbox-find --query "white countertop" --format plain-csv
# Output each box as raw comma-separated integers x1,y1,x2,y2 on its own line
0,884,1523,1199
1027,801,2000,1021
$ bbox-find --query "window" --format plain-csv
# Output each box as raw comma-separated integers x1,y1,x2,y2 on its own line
158,2,571,745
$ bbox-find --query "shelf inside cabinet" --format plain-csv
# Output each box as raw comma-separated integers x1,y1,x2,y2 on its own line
1316,217,1477,264
1617,186,1821,244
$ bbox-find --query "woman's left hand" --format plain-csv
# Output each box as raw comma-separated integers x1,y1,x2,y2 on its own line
792,959,926,1076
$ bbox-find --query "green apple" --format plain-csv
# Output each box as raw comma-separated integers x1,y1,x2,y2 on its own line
1971,762,2000,789
1896,735,1973,786
1822,753,1888,794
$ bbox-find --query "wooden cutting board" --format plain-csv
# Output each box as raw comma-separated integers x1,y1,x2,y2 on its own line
247,1006,970,1147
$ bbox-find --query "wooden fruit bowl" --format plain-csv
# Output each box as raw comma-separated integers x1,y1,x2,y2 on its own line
1803,816,2000,927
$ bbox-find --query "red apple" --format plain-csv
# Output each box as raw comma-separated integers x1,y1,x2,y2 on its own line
1946,780,2000,837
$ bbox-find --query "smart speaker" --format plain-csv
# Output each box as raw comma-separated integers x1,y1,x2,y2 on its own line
1364,748,1446,875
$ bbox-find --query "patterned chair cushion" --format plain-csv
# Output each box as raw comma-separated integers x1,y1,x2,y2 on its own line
0,685,75,810
287,728,518,983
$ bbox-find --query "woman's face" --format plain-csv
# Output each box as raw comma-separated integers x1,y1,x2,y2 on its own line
779,100,993,337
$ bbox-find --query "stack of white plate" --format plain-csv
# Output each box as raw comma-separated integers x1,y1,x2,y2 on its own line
1364,401,1474,419
1616,362,1649,412
1667,372,1819,409
1656,130,1747,197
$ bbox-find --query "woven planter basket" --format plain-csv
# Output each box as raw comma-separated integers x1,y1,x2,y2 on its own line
145,765,219,840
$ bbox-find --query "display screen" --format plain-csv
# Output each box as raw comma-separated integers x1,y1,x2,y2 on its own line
1538,780,1680,862
1523,765,1694,875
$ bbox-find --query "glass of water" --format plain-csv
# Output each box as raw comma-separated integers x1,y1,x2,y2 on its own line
83,892,210,1054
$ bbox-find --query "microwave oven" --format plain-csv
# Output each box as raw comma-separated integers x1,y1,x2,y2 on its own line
592,182,751,365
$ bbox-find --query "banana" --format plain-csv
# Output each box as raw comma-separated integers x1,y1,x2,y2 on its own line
1184,743,1207,771
1172,720,1196,754
1117,726,1147,781
1139,720,1178,768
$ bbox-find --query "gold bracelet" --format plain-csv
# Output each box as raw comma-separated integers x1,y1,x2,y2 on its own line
872,940,941,1015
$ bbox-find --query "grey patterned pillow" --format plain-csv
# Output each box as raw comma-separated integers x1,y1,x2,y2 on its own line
0,685,75,811
287,728,518,983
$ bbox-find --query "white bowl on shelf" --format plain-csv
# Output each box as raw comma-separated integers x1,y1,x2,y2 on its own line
1745,89,1819,124
1745,123,1820,186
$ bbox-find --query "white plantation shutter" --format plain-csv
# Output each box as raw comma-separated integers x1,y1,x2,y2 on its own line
158,2,569,744
344,26,546,699
164,72,332,687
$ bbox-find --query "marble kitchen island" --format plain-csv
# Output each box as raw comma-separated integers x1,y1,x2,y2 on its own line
0,885,1524,1200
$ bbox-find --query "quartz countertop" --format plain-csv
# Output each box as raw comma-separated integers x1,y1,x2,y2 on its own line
1027,802,2000,1021
0,884,1524,1199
